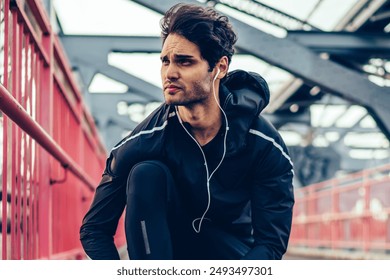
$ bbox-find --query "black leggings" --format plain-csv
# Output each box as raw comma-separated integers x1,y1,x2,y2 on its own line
125,160,252,260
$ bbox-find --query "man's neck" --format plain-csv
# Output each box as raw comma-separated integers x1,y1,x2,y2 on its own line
178,103,222,146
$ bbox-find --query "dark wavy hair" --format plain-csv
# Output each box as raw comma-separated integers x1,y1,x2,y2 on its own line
160,3,237,71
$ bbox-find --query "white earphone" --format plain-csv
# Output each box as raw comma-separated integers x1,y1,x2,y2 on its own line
214,68,220,81
190,66,230,233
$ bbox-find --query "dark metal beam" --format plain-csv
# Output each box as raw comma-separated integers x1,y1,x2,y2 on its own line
101,65,163,102
59,35,163,102
58,35,165,149
99,121,132,150
73,64,162,103
264,112,311,129
89,92,154,106
214,0,320,31
90,93,150,149
132,0,390,139
287,31,390,57
60,35,162,53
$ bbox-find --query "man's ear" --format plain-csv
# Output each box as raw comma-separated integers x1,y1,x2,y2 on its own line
216,56,229,79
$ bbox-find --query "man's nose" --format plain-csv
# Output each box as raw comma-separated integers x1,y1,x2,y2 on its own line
165,63,179,80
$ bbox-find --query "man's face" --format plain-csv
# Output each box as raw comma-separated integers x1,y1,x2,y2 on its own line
160,33,214,106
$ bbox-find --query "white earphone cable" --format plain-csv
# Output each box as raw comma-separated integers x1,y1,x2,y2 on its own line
177,68,230,233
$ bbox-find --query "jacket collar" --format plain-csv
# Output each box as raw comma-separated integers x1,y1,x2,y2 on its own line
220,70,270,155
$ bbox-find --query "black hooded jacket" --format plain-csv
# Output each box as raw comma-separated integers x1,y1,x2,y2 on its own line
80,70,295,260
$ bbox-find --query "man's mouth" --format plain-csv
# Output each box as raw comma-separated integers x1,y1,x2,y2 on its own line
165,85,181,93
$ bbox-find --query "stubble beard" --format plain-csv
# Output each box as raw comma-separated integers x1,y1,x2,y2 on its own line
164,81,211,107
165,96,208,107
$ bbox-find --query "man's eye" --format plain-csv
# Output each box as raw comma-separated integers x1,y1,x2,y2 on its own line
178,59,191,65
161,59,169,65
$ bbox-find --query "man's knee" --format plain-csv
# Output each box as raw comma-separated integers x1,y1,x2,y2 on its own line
126,160,172,198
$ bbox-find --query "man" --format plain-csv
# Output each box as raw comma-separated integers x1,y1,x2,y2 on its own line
80,3,294,260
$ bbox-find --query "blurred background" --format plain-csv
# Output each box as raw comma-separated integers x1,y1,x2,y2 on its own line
1,0,389,259
54,0,390,184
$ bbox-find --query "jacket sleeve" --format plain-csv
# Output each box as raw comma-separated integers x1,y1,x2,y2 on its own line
79,104,168,259
79,132,147,259
242,134,295,260
79,153,127,260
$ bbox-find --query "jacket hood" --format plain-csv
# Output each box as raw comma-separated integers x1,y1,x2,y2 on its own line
220,69,270,155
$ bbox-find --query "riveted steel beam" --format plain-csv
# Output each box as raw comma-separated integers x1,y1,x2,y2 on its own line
132,0,390,138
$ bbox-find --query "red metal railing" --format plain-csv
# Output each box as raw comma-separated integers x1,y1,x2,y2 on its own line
2,0,388,262
289,163,390,257
0,0,125,259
